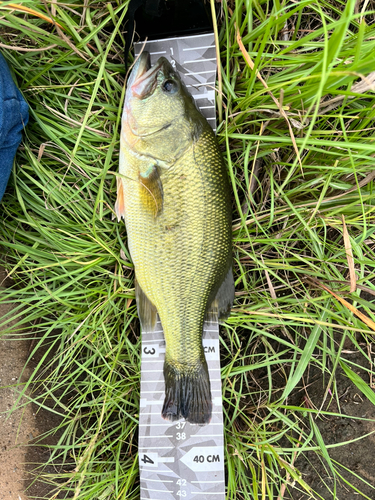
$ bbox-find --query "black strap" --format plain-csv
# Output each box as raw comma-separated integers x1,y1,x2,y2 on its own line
124,0,213,69
124,0,164,70
145,0,162,16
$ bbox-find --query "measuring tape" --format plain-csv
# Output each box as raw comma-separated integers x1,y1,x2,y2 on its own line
134,34,225,500
139,319,225,499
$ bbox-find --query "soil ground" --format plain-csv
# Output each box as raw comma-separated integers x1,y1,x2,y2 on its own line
0,304,34,500
288,345,375,499
0,267,62,500
1,265,375,499
0,266,33,500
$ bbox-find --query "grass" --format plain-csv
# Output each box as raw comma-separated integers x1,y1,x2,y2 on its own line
1,0,375,498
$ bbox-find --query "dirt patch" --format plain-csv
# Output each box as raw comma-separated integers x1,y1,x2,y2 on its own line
0,327,34,500
287,337,375,499
0,267,64,500
22,338,67,500
0,267,34,500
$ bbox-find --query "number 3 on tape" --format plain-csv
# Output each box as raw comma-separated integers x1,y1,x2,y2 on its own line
142,344,159,357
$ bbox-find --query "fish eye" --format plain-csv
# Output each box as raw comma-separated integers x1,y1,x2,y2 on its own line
162,79,178,94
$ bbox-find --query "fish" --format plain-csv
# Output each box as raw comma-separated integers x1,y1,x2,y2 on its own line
116,52,234,424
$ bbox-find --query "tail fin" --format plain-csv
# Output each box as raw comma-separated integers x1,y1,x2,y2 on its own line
162,360,212,425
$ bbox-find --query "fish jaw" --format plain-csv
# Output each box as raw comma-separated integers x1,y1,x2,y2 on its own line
126,51,151,100
122,52,168,142
122,52,151,141
125,52,166,104
131,58,165,98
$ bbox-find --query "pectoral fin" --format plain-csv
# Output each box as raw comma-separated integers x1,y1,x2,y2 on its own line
135,279,157,331
205,266,235,324
115,177,126,221
139,165,163,217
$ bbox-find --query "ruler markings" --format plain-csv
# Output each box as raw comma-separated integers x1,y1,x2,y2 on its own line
191,480,225,484
192,493,225,496
183,45,214,51
139,385,163,390
141,497,172,500
142,369,167,372
193,95,214,101
141,487,174,493
186,83,215,88
143,478,174,483
185,70,216,75
141,435,173,438
141,336,164,340
139,413,164,416
139,446,172,449
142,370,166,373
139,423,178,428
188,434,223,438
184,58,217,63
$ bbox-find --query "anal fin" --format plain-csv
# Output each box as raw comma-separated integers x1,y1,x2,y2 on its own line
205,266,235,324
135,279,157,331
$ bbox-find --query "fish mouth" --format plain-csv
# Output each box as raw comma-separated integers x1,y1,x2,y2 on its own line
129,52,165,99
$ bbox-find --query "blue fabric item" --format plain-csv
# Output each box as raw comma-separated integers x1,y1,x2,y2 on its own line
0,52,29,202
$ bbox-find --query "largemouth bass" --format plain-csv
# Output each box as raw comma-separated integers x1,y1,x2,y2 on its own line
116,52,234,424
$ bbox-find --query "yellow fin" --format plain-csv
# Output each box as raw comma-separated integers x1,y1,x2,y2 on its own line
139,165,163,217
115,177,126,221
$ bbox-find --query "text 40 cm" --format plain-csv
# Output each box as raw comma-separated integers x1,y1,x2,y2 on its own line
193,454,220,463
